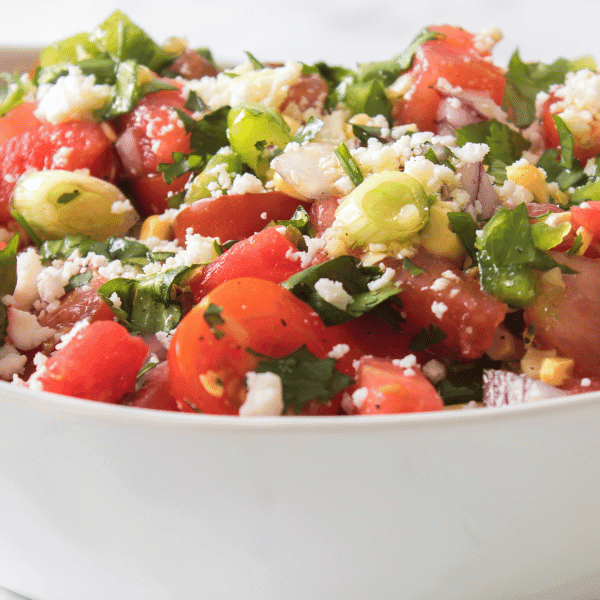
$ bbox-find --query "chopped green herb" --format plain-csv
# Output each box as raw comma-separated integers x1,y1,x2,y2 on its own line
282,255,400,326
64,270,93,293
447,212,478,263
402,257,425,276
567,233,583,255
455,119,531,167
184,90,207,112
292,116,324,144
98,265,195,334
203,303,226,339
334,143,363,187
251,345,354,414
409,324,447,352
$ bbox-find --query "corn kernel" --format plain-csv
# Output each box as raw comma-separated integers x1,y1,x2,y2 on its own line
539,357,575,386
506,163,549,203
520,346,557,379
139,216,174,241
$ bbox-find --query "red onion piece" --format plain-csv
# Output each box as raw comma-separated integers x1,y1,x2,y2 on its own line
483,369,567,407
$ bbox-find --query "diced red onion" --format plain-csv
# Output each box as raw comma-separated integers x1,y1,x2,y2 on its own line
115,129,143,177
483,369,568,407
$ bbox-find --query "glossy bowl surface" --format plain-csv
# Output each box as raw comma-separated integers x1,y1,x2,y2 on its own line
2,379,600,600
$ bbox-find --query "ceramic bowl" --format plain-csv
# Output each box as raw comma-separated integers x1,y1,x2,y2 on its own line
1,380,600,600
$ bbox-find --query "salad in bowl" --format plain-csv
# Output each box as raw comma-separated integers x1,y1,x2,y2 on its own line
1,11,599,416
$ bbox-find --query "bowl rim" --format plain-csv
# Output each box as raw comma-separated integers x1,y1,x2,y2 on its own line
2,378,599,431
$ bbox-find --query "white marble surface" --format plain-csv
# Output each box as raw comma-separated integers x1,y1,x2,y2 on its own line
1,0,600,67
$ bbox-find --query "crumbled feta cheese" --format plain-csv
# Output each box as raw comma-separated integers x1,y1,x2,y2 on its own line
431,301,448,320
581,378,592,387
422,359,447,384
111,199,134,215
328,343,350,360
34,65,113,124
0,344,27,380
351,386,369,409
182,61,302,111
13,247,43,310
285,237,326,268
239,371,284,416
314,278,353,311
367,267,396,291
229,173,265,195
7,308,56,351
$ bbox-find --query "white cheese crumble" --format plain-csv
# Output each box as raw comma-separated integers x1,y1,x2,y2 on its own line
0,344,27,381
182,61,302,111
431,301,448,320
314,278,353,311
7,308,56,351
12,247,43,310
328,343,350,360
34,65,113,124
367,267,396,291
422,359,447,384
239,371,284,416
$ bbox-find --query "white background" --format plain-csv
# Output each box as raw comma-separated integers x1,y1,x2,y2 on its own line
1,0,600,598
2,0,600,67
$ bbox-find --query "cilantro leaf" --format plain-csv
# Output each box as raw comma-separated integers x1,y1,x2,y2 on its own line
63,271,93,293
409,324,447,352
447,212,478,262
474,203,575,305
0,234,19,347
40,234,152,264
203,303,226,340
402,257,425,276
455,119,531,167
354,28,443,86
98,266,195,334
251,345,354,414
282,256,400,326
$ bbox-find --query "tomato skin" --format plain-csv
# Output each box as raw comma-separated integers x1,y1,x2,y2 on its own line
173,191,307,244
189,227,304,301
128,173,189,216
353,356,444,415
0,102,42,145
388,250,508,360
0,120,116,223
37,321,149,403
168,277,337,415
392,25,505,133
571,201,600,239
129,362,181,411
37,274,114,332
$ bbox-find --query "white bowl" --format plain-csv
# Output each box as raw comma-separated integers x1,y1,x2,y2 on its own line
1,380,600,600
2,45,600,600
